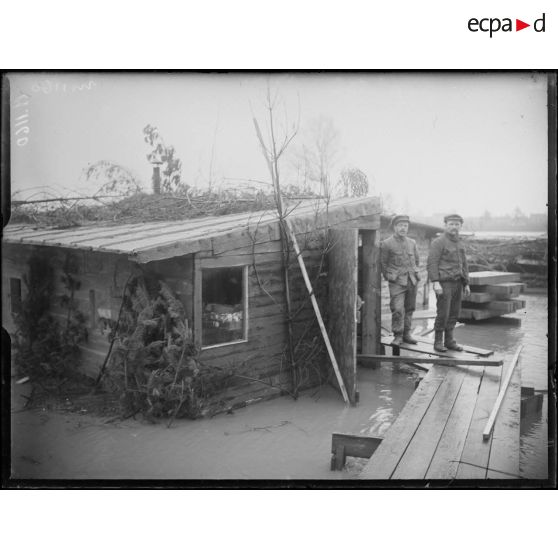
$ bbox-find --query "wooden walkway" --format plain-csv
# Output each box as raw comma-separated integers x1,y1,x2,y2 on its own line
359,357,521,480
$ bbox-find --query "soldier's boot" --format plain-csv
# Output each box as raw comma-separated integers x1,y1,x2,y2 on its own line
434,330,447,352
444,329,463,351
392,333,404,346
403,330,418,344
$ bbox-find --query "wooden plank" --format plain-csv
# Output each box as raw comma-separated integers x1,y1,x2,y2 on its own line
486,282,525,299
462,299,526,313
463,291,494,303
325,227,357,404
361,230,381,366
330,214,381,230
468,271,521,286
359,354,502,366
360,367,447,479
425,368,484,479
459,308,507,320
487,359,521,478
392,367,467,479
381,336,495,358
483,345,523,440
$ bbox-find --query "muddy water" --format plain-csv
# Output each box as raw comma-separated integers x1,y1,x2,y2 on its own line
10,293,549,480
11,369,417,479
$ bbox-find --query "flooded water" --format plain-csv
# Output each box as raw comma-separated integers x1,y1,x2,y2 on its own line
10,293,549,481
11,369,417,480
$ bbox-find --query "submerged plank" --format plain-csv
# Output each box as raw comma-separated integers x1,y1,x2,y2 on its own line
391,367,467,479
455,368,501,479
359,354,502,367
381,336,494,358
426,368,483,479
360,367,446,479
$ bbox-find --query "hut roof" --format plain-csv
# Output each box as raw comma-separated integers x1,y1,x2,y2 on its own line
3,196,381,263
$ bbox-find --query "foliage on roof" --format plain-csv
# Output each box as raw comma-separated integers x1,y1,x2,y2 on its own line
10,190,286,228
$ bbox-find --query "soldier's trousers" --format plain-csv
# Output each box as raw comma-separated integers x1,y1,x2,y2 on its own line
434,280,463,332
388,282,418,335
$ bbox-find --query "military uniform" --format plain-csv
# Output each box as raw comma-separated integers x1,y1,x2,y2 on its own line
427,215,469,350
380,222,420,342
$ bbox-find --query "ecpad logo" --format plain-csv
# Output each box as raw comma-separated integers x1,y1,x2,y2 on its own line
468,13,546,37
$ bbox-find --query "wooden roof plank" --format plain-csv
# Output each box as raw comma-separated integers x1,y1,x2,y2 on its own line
3,196,382,261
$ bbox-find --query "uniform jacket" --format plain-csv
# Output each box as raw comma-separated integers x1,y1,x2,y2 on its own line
427,232,469,284
380,235,420,286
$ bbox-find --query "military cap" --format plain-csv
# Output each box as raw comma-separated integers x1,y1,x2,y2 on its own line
390,214,410,228
444,214,464,224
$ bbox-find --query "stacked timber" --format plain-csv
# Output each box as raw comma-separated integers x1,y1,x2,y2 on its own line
460,271,526,320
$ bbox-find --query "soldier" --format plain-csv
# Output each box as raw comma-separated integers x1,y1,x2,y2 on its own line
427,214,471,352
381,214,420,346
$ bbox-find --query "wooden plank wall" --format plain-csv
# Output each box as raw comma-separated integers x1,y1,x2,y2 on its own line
3,224,341,405
3,243,134,378
196,230,327,400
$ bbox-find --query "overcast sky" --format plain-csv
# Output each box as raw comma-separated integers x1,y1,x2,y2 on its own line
8,72,548,218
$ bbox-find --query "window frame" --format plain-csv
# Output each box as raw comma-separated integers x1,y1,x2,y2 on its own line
198,262,249,350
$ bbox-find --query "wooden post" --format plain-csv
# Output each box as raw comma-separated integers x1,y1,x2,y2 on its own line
361,230,381,368
193,254,202,346
423,237,431,308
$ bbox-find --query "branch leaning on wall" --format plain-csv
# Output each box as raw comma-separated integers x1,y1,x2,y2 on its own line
252,92,300,397
251,87,348,402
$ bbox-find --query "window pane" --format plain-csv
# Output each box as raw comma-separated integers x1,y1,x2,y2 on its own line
202,266,246,347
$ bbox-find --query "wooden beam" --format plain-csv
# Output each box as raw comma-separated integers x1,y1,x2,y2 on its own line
358,354,503,367
381,336,495,357
285,218,350,404
331,433,383,470
482,345,523,440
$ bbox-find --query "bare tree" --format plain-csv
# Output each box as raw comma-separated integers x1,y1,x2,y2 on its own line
338,167,370,197
252,85,301,396
292,116,340,198
143,124,190,195
82,160,142,198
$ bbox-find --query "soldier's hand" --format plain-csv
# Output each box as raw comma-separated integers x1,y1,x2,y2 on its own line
433,281,442,295
464,285,471,297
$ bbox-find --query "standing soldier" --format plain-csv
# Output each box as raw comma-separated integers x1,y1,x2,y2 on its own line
381,215,420,346
427,214,471,352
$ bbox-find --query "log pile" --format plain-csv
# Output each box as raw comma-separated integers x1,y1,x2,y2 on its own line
460,271,526,320
466,237,547,288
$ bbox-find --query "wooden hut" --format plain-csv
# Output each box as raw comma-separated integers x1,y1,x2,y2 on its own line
3,196,382,413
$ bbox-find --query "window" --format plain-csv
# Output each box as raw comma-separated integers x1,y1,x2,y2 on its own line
10,278,22,314
201,266,248,348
